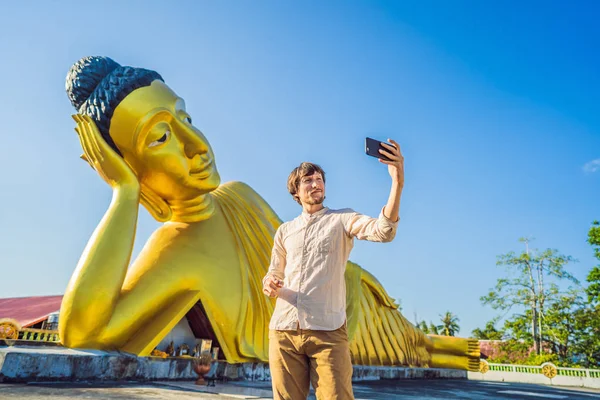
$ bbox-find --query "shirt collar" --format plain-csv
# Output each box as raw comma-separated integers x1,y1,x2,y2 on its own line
301,206,329,222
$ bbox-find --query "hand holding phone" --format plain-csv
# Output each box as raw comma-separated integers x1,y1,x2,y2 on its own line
366,137,404,186
365,137,395,161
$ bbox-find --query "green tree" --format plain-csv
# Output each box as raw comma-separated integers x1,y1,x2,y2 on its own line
491,312,559,365
503,312,532,342
437,311,460,336
536,287,600,367
415,320,440,335
487,339,532,365
541,289,585,361
573,220,600,367
428,322,440,335
481,238,577,354
471,318,504,340
417,320,429,334
570,305,600,367
587,221,600,302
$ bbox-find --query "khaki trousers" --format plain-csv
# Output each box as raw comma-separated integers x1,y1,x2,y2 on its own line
268,324,354,400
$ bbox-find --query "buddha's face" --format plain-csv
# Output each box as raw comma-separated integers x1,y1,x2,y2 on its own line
110,80,220,201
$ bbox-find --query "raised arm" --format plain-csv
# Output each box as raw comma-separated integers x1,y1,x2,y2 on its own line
344,139,404,243
380,138,404,222
59,115,141,348
344,209,399,242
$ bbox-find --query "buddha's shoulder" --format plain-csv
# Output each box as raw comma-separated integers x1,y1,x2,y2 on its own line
214,181,263,201
145,221,195,244
143,217,234,255
214,181,279,214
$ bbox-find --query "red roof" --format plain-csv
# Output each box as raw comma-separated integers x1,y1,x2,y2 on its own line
0,295,63,328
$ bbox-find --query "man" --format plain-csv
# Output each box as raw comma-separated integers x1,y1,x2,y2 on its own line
263,139,404,400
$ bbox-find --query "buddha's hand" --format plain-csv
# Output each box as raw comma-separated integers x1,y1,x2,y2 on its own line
73,114,140,191
263,275,283,298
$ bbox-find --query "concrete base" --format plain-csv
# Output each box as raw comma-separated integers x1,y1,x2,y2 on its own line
0,346,466,383
353,365,467,381
0,346,198,383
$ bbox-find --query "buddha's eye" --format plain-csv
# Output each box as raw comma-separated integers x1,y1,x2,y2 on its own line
185,116,192,124
148,130,170,148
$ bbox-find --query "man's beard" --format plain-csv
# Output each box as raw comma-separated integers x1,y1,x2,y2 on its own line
306,193,325,205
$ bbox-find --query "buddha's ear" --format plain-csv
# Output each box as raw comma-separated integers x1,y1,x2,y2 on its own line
140,183,172,222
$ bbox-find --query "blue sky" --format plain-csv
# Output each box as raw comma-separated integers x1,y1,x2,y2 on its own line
0,1,598,337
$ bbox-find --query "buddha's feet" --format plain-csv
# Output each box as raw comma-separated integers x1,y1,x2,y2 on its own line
427,334,480,371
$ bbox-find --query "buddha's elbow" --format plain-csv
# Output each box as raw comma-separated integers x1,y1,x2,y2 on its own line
59,317,103,349
60,330,97,349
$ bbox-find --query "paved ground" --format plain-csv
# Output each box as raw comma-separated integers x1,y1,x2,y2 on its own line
1,379,599,399
349,380,600,399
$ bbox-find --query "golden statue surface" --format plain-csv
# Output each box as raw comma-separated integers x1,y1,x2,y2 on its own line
59,56,478,371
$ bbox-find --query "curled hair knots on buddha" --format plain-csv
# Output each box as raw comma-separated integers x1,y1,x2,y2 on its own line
65,56,164,156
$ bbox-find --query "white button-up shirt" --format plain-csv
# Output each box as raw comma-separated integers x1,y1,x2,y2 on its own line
264,207,398,331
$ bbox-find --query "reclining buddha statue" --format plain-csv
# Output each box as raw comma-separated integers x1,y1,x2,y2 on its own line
59,56,478,371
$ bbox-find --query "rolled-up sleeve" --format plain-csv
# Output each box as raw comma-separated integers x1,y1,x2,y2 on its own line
263,226,287,285
343,207,399,242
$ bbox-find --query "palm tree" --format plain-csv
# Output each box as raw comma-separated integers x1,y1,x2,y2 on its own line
417,321,430,334
428,322,440,335
437,311,460,336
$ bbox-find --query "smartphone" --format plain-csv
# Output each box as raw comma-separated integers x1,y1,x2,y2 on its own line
365,137,392,161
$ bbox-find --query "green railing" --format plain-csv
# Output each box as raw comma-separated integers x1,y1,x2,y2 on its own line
488,364,520,372
482,360,600,379
18,328,60,342
514,365,542,374
556,368,588,377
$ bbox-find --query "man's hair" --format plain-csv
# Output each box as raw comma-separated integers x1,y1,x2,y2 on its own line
287,162,326,205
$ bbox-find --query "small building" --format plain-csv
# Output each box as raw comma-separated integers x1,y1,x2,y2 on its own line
479,339,504,359
0,295,222,358
0,295,63,330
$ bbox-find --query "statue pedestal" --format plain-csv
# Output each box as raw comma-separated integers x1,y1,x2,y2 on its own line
0,346,466,383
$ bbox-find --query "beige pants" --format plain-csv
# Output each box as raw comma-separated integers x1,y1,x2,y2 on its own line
268,324,354,400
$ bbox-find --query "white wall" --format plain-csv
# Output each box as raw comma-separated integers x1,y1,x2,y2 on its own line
468,371,600,389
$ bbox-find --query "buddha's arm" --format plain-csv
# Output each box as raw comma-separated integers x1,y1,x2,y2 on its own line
60,187,140,347
59,115,142,348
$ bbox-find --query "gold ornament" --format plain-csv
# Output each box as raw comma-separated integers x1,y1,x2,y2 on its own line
479,359,489,374
0,319,20,340
542,362,558,379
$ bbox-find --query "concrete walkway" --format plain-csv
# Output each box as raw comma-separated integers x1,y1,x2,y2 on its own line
2,379,600,399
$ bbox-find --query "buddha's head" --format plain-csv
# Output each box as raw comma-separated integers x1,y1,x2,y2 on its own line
66,56,220,221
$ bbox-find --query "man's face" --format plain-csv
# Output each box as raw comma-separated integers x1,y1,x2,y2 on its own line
298,172,325,206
